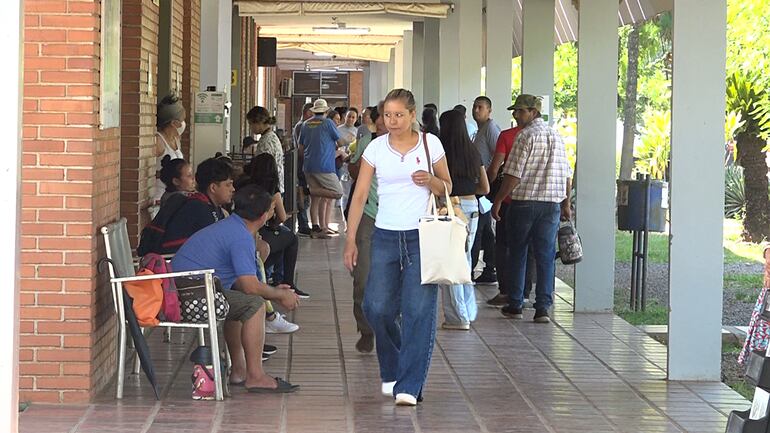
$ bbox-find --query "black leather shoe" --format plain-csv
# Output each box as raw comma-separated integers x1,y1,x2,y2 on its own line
501,305,523,319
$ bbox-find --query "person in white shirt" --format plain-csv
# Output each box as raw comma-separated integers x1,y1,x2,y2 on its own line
344,89,452,407
149,95,186,218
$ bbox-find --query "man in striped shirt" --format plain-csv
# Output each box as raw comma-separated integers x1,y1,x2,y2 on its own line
491,94,573,324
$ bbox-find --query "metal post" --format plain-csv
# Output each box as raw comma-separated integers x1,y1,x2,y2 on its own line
630,229,638,310
641,175,651,311
283,147,298,232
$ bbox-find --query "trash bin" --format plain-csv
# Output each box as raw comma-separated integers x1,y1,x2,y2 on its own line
616,178,668,232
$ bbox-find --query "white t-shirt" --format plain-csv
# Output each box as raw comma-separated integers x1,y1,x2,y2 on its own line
362,132,445,230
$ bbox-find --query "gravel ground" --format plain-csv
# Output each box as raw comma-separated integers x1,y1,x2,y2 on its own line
555,261,764,326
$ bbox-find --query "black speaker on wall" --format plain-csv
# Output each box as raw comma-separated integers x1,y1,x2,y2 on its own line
257,37,277,67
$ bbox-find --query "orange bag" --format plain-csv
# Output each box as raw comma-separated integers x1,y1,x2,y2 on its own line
123,269,162,327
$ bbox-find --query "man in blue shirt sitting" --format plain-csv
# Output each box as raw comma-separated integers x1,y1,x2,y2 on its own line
172,185,301,393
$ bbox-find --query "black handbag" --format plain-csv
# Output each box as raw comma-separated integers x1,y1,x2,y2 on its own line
485,172,505,202
175,276,229,323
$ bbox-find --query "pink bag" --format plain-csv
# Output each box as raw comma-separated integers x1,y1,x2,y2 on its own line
191,364,215,400
140,253,181,322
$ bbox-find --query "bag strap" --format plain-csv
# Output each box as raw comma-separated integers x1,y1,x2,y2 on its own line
422,132,432,175
421,132,456,218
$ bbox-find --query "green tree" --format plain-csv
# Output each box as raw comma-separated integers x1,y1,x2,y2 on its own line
726,0,770,241
634,110,671,180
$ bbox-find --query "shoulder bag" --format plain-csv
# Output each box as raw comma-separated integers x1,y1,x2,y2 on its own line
417,133,473,285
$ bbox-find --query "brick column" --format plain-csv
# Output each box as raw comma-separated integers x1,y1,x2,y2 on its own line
21,0,121,403
182,0,201,159
120,0,159,248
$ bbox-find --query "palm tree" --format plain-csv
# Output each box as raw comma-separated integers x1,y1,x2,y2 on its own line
726,72,770,241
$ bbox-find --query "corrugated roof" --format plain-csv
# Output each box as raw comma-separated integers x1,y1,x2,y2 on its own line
511,0,671,57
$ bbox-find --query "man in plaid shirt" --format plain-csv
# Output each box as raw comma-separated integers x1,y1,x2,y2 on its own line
491,94,573,324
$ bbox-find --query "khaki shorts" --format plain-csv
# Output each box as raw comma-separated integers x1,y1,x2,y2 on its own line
306,172,343,198
221,289,265,323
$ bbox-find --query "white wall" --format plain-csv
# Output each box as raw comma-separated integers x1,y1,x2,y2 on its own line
0,1,22,431
201,0,233,93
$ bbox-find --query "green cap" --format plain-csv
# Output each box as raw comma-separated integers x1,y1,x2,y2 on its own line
507,94,542,112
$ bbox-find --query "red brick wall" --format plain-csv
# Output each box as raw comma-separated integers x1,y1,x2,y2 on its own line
21,0,120,403
120,0,160,249
349,71,364,112
182,0,201,159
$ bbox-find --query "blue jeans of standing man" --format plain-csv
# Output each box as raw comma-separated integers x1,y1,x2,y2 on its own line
505,201,561,310
441,198,479,325
363,228,438,399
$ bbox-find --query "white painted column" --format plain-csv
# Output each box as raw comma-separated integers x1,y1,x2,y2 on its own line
423,18,441,108
200,0,233,92
401,30,413,92
367,62,387,105
485,0,514,122
411,23,425,108
439,3,459,111
0,1,21,431
574,0,618,312
387,48,395,92
394,39,405,89
521,0,554,119
458,0,482,107
668,0,726,381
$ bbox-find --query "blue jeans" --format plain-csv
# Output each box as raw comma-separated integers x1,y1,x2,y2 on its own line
505,201,560,310
441,198,479,324
363,228,438,398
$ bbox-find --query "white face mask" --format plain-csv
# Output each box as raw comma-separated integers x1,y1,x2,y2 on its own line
176,120,186,136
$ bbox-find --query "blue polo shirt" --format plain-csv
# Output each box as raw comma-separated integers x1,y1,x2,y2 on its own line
171,214,257,290
300,115,340,173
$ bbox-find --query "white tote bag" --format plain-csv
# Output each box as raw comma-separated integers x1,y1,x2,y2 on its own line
418,186,472,285
416,131,472,285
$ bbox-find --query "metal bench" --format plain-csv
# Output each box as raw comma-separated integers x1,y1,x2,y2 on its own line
100,217,224,400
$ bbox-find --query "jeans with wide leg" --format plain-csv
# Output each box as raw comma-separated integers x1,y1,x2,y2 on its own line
505,201,560,310
363,228,438,399
441,198,479,325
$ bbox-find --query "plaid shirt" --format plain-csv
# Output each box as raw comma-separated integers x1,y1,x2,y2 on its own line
502,118,572,203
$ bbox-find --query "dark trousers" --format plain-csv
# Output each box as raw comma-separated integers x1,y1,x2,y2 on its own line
471,210,496,274
260,225,299,286
505,201,560,310
495,202,535,298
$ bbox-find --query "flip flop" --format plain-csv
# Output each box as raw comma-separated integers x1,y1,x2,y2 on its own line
246,377,300,394
229,379,246,386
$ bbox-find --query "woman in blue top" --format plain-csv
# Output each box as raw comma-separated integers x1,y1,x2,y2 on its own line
344,89,453,406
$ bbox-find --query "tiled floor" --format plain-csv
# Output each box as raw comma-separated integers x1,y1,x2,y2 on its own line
20,231,749,432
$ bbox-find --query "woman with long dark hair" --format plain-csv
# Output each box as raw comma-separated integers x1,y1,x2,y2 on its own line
437,109,490,330
241,153,309,299
421,107,439,136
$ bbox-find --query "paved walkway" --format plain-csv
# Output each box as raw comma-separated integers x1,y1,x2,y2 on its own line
20,232,749,432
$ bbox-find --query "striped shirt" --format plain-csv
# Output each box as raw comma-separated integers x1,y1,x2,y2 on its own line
502,118,572,203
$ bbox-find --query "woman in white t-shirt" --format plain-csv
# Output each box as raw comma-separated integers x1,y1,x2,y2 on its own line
149,95,186,218
344,89,453,407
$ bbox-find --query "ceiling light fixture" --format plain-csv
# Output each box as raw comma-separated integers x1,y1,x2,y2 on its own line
313,19,369,35
312,26,370,35
313,52,335,57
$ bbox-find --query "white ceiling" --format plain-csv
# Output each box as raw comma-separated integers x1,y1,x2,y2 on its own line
243,0,673,68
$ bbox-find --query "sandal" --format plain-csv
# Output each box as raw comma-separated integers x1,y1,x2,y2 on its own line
246,377,299,394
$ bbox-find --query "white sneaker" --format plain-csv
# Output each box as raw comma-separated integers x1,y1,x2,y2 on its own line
265,313,299,334
381,381,396,397
395,393,417,406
